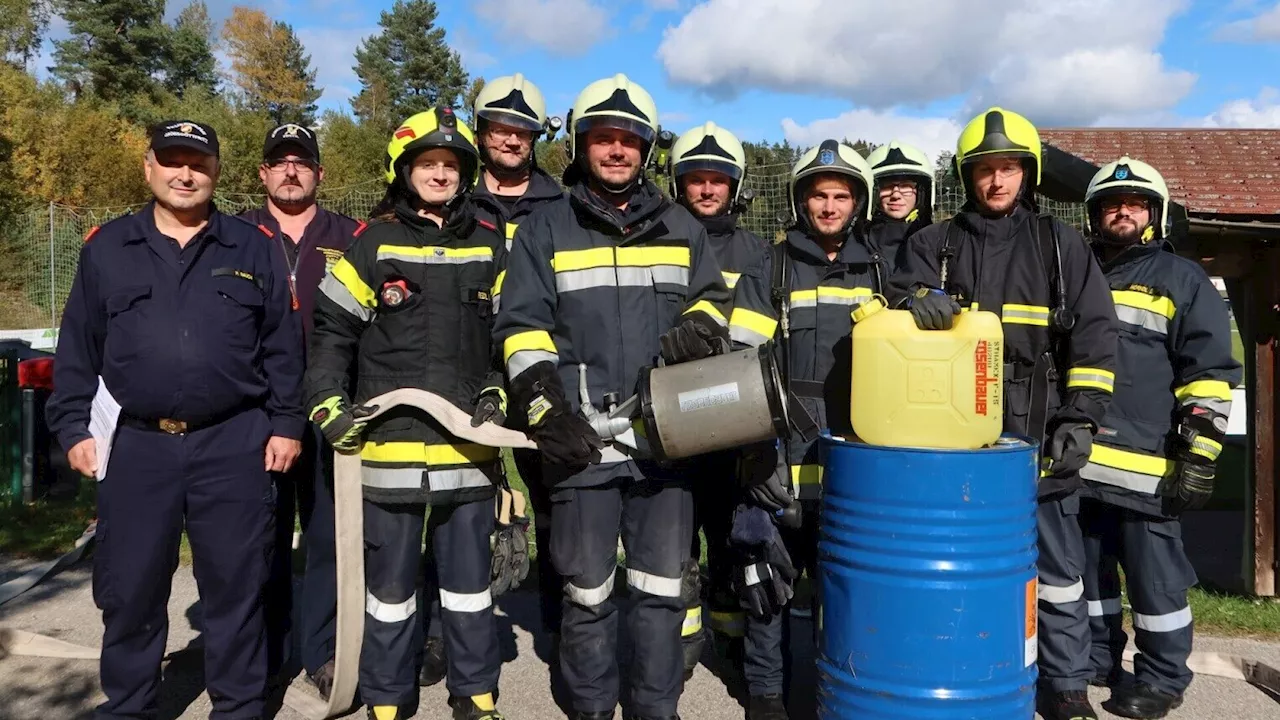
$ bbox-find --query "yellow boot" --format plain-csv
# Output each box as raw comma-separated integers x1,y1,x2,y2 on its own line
449,692,506,720
367,706,400,720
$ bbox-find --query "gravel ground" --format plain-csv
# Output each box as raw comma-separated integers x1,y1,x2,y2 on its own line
1,559,1277,719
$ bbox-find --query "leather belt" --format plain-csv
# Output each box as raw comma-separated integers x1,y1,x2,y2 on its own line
120,414,222,435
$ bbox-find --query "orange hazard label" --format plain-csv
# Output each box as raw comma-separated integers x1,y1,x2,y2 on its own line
1025,578,1037,639
1024,577,1038,667
974,340,998,416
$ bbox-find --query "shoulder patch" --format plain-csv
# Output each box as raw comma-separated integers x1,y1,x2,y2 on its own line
353,221,369,237
256,224,274,238
83,225,101,243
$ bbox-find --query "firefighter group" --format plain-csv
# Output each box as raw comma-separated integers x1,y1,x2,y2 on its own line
46,71,1241,720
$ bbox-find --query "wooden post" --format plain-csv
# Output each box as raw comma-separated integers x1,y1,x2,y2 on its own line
1252,245,1278,596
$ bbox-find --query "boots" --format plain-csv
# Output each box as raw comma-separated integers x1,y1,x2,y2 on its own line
1036,689,1098,720
746,693,788,720
367,707,401,720
449,692,507,720
418,635,447,686
1104,682,1184,719
681,626,706,681
574,713,614,720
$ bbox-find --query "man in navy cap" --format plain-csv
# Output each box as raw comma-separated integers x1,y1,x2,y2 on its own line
239,122,359,696
47,119,305,720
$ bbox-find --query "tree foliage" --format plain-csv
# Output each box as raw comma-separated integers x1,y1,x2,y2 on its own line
221,6,320,125
164,0,219,98
1,0,50,69
51,0,169,104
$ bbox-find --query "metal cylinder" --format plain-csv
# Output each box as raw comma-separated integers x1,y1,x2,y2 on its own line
817,434,1039,719
639,345,787,461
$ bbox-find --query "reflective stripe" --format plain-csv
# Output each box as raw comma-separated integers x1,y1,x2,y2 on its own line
361,441,501,466
427,467,494,492
1190,436,1222,461
362,466,423,489
1001,303,1050,326
682,606,703,636
627,567,683,598
367,590,416,623
1088,597,1123,616
1067,367,1115,393
1114,304,1169,335
566,570,614,607
744,563,768,587
684,300,728,326
504,330,558,379
791,464,822,500
1133,606,1192,632
709,610,746,637
722,271,741,289
508,349,558,379
440,588,493,613
1081,462,1162,494
1089,444,1175,478
1182,396,1231,415
554,266,691,293
791,286,874,309
377,245,493,264
1038,578,1084,604
552,246,690,272
332,258,376,308
493,269,506,295
505,223,518,240
1174,380,1233,403
1112,290,1175,320
729,307,778,347
319,273,373,322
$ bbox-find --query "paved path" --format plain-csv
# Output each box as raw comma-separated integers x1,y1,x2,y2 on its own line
1,560,1277,719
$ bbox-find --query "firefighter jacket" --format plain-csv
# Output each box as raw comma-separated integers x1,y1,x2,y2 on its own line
1082,239,1242,517
728,227,881,501
865,212,927,282
471,167,565,250
304,197,507,506
888,204,1118,498
698,211,770,293
493,178,733,488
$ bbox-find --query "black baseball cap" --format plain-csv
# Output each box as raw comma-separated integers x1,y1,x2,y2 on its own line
150,120,219,157
264,123,320,163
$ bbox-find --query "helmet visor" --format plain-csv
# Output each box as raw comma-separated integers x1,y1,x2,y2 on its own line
478,108,543,133
574,114,657,145
673,158,743,181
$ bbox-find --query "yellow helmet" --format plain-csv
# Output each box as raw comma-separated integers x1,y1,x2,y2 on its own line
954,107,1042,200
668,121,748,206
384,106,480,190
566,73,659,165
866,140,935,219
473,73,556,135
1085,156,1171,242
787,139,875,228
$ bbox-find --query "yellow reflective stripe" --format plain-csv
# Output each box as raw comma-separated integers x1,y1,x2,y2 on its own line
1067,367,1115,393
1001,303,1050,326
1112,290,1176,319
551,246,691,272
1190,436,1223,461
682,606,703,636
684,299,728,326
377,245,493,260
709,610,746,637
505,223,518,240
493,270,506,296
722,271,740,289
552,247,613,272
729,307,778,340
360,441,501,466
332,258,376,308
791,464,822,494
1089,444,1175,478
1174,380,1233,402
503,330,557,363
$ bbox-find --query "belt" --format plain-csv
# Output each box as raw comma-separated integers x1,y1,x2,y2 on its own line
119,412,234,435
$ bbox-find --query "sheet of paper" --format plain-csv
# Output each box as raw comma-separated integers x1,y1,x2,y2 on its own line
89,377,120,482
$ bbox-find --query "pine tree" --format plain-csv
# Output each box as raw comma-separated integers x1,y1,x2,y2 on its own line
221,6,321,125
352,0,469,130
1,0,51,69
51,0,169,102
163,1,219,98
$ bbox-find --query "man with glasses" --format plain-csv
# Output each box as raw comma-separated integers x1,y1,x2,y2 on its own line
240,122,361,696
865,141,934,280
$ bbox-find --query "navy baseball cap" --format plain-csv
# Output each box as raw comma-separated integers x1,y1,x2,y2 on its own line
150,120,219,157
264,123,320,163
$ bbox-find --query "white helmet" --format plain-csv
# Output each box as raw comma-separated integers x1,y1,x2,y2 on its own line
866,141,934,220
566,73,659,166
473,73,559,136
787,139,875,230
668,121,748,206
1084,156,1171,242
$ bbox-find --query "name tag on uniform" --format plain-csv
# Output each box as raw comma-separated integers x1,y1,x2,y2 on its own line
211,267,263,290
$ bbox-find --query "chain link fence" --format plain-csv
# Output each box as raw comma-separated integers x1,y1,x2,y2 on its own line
0,167,1085,333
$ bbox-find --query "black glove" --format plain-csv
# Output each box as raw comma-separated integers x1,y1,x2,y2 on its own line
660,310,730,365
1045,421,1093,476
491,517,531,596
909,287,961,330
310,396,377,453
510,361,605,469
739,443,793,512
1168,460,1215,514
471,386,507,427
730,504,799,621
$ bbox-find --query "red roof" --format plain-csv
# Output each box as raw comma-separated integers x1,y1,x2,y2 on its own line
1040,128,1280,217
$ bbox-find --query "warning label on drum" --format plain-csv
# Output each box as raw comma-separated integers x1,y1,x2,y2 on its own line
1025,577,1038,667
677,382,741,413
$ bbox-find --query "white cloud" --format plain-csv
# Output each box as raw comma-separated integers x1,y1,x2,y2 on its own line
657,0,1195,127
451,28,497,72
295,26,378,107
473,0,612,56
1214,2,1280,42
780,108,962,167
1200,87,1280,127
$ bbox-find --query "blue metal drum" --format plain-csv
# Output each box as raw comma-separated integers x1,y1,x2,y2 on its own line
816,434,1039,719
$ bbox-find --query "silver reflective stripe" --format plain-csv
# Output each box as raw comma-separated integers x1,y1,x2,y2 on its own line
730,325,771,348
492,293,501,314
650,265,690,287
377,249,492,265
319,274,373,322
366,589,416,623
1191,437,1222,460
557,267,617,293
427,467,493,492
745,564,767,587
1115,305,1169,335
790,297,817,309
683,607,703,634
1081,462,1163,494
1183,397,1231,415
1088,597,1123,617
628,567,683,597
1002,307,1049,323
440,588,493,613
566,569,614,607
507,349,558,379
818,294,872,307
1038,578,1084,604
363,466,423,490
1133,606,1192,632
554,266,691,292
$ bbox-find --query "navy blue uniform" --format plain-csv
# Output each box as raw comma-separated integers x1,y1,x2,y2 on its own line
47,202,304,719
239,205,358,681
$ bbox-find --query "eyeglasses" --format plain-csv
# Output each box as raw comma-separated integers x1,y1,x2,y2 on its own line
485,126,534,142
1100,197,1150,213
879,181,917,195
264,157,318,174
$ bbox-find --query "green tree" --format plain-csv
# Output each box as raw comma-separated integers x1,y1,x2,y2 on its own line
164,0,219,98
221,6,321,125
51,0,169,102
316,109,389,191
463,77,485,120
352,0,469,131
1,0,50,69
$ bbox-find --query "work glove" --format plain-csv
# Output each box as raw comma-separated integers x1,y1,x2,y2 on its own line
490,487,531,597
471,386,508,427
1168,460,1215,514
310,396,375,453
511,361,607,469
729,503,799,621
739,443,793,513
1044,420,1093,477
660,310,731,365
909,287,961,330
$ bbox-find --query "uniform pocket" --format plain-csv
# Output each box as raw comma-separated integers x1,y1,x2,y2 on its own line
103,284,152,362
213,277,265,349
657,289,685,333
459,284,493,384
1144,519,1197,593
549,490,584,579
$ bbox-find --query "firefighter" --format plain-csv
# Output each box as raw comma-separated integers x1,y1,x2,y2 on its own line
865,140,933,277
1078,157,1241,719
888,106,1119,720
666,121,769,683
419,72,565,690
304,106,509,720
493,73,733,720
726,139,882,720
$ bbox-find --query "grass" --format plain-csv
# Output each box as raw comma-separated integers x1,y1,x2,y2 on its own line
0,481,97,560
1186,587,1280,638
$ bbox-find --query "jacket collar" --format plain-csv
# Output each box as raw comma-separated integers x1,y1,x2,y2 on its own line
126,200,233,247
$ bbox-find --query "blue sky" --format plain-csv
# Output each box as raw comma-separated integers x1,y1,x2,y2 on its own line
34,0,1280,163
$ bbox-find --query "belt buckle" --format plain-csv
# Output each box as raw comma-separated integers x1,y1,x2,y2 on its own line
159,418,188,435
